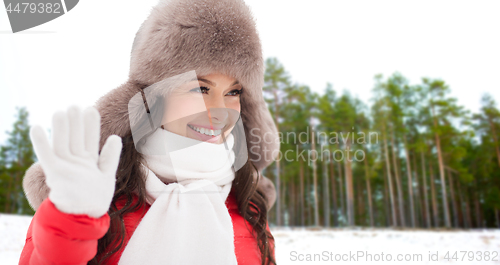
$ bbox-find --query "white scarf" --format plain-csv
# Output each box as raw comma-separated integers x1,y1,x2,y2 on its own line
118,127,238,265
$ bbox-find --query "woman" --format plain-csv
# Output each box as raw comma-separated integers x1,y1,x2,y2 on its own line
19,0,280,264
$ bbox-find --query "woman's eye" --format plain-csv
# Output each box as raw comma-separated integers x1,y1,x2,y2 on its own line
227,89,243,96
190,86,209,94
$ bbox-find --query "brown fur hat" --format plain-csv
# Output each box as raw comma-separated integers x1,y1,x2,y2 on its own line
23,0,279,211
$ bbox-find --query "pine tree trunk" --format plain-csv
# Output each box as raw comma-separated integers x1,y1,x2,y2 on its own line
487,117,500,168
322,152,330,227
299,156,305,226
305,164,313,225
421,151,431,228
290,177,296,226
456,179,467,228
473,180,482,227
495,208,500,228
272,89,281,227
475,192,482,228
11,170,20,213
455,177,464,228
356,175,363,224
411,151,421,227
310,124,320,227
431,106,451,228
390,129,405,227
429,159,439,227
446,168,459,228
383,166,391,226
363,147,374,227
337,148,345,225
275,159,281,226
281,175,286,226
345,141,355,226
403,135,416,227
4,175,13,213
330,151,339,227
464,183,473,228
382,124,397,226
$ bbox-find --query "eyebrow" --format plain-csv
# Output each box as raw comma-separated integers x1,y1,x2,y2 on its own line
193,77,240,87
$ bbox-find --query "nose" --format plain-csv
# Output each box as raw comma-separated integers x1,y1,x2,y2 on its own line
204,95,229,124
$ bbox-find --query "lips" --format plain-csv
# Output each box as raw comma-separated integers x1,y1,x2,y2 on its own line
187,124,222,136
187,124,222,143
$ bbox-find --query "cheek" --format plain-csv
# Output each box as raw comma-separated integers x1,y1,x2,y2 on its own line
225,98,241,113
225,98,241,133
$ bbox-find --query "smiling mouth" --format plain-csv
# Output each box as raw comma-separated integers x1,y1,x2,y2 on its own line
187,124,223,137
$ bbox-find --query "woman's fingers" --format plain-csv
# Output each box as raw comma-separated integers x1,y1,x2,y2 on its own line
98,135,122,176
83,107,101,162
30,125,56,166
52,110,71,159
67,105,86,157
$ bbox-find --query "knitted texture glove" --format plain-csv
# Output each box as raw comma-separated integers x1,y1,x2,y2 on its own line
29,105,122,218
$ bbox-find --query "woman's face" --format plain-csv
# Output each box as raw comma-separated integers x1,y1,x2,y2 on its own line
161,73,242,144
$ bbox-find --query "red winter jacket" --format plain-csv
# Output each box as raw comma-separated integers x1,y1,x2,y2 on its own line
19,190,274,264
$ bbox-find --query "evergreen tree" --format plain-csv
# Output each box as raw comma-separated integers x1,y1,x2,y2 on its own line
0,106,36,215
264,57,292,226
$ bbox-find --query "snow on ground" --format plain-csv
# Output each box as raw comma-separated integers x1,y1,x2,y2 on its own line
1,214,499,265
0,214,32,265
272,227,500,265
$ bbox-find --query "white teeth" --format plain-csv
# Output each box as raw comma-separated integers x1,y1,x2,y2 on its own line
188,125,221,136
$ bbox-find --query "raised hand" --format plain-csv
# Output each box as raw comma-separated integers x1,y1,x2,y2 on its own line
29,105,122,218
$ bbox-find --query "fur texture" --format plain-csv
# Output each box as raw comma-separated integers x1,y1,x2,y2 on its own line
22,163,49,211
23,0,279,211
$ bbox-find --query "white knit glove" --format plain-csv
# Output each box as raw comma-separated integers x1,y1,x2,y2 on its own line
29,105,122,218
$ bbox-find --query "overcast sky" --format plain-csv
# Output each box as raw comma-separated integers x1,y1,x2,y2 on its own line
1,0,499,144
